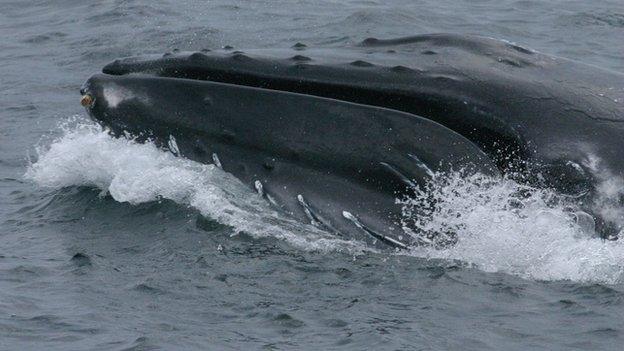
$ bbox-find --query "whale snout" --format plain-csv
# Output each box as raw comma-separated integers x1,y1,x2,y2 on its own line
80,75,113,128
80,74,111,111
80,74,151,136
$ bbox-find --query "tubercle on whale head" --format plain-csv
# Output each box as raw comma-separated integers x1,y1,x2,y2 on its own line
79,76,104,121
79,78,98,110
80,94,94,107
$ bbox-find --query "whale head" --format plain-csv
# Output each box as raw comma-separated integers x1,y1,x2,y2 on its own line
80,70,498,249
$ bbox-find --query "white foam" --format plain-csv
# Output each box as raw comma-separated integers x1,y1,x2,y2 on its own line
26,118,624,284
401,173,624,284
25,118,363,253
584,153,624,232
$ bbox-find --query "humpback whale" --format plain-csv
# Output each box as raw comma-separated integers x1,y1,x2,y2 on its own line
81,33,624,245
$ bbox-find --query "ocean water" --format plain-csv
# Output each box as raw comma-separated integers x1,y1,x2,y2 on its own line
2,1,624,350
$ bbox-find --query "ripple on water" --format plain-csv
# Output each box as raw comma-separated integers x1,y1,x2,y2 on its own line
24,119,624,286
7,2,624,347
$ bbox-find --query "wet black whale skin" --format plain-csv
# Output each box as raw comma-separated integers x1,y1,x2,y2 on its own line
103,33,624,190
86,33,624,242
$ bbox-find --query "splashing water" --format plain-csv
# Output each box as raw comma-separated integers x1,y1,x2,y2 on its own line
26,118,624,283
585,153,624,233
401,173,624,283
25,117,363,253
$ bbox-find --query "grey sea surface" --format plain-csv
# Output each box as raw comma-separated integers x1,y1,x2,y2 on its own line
1,1,624,350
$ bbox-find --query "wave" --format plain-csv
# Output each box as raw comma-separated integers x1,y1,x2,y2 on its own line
26,117,624,284
25,117,363,253
402,173,624,284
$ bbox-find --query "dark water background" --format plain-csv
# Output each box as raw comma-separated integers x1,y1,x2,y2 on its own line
2,1,624,350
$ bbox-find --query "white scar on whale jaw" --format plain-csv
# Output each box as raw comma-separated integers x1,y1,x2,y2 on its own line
102,83,150,108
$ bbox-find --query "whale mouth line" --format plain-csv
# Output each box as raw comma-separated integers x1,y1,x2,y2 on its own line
99,46,536,175
102,62,392,115
100,55,517,165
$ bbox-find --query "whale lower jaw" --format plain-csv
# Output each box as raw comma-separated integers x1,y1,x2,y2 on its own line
81,70,499,249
